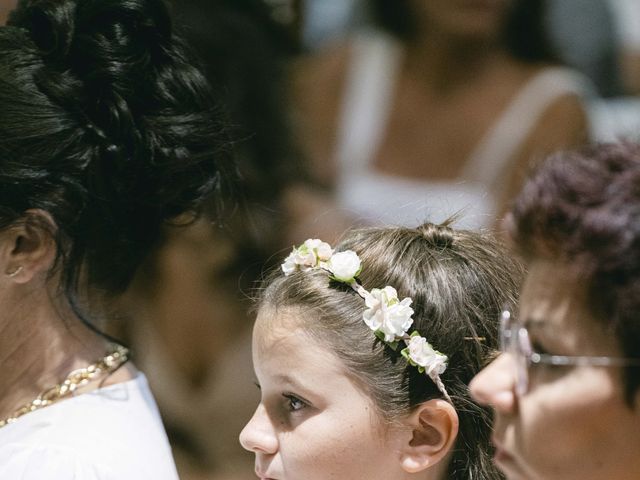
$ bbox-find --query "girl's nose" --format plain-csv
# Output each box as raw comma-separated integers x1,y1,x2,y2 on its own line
239,403,278,455
469,353,518,414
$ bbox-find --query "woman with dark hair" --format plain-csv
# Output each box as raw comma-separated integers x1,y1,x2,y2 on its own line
0,0,231,477
292,0,591,230
110,2,303,477
240,221,523,479
471,142,640,479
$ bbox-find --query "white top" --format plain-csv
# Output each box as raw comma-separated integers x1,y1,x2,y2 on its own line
335,30,592,229
0,374,179,480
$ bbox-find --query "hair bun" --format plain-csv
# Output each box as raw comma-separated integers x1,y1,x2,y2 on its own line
1,0,231,293
8,0,177,143
8,0,74,58
9,0,170,60
418,222,455,248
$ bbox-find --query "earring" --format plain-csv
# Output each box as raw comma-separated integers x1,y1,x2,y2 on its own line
6,266,23,277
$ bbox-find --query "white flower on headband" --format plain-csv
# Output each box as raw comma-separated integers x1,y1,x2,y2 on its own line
327,250,362,283
279,238,451,402
282,239,333,276
404,333,448,376
363,286,414,342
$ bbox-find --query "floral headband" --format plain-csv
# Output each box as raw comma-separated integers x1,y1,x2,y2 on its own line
282,239,451,402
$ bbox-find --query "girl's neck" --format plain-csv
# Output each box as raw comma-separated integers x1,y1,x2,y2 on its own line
0,284,113,421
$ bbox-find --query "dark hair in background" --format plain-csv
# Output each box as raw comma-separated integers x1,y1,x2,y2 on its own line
0,0,232,301
507,142,640,404
171,0,305,255
371,0,557,63
259,221,522,480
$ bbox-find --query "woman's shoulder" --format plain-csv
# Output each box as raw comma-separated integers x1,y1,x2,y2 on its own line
0,374,179,479
486,62,591,217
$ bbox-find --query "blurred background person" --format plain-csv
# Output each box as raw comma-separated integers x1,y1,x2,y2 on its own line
114,1,305,479
291,0,591,230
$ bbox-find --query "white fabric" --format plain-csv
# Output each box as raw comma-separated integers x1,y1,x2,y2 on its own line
0,374,179,480
463,67,592,185
335,30,591,229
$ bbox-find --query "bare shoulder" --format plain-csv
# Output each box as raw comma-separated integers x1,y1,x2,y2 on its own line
525,80,589,151
495,66,589,219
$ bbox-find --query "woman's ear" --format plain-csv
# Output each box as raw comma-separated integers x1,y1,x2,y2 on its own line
398,399,459,474
0,210,57,284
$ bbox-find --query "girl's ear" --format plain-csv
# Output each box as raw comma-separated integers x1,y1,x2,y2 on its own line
397,399,459,474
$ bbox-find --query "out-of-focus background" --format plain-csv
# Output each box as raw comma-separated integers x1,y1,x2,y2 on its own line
2,1,640,479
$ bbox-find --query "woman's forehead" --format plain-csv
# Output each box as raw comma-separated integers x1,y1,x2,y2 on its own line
520,260,617,352
521,262,586,314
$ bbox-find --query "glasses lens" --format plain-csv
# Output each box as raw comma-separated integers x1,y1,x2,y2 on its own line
499,310,513,351
514,327,531,395
499,309,530,395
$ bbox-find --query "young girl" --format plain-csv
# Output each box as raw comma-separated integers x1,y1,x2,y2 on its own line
240,222,522,480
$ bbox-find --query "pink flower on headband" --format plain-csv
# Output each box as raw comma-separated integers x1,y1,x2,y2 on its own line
282,239,333,276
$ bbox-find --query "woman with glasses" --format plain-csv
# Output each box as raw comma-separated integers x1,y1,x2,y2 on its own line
470,142,640,480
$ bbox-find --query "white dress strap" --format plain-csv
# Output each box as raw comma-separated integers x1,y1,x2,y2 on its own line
462,67,594,186
334,30,402,173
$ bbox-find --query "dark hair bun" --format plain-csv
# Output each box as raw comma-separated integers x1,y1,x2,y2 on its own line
1,0,231,293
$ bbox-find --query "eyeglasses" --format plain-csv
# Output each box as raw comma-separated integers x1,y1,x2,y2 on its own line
499,310,640,395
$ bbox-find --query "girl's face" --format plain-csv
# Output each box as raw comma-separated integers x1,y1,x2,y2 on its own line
470,261,640,480
239,308,410,480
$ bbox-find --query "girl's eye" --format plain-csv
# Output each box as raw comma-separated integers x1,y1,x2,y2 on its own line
283,394,307,412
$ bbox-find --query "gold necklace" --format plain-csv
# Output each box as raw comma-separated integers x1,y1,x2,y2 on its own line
0,344,129,428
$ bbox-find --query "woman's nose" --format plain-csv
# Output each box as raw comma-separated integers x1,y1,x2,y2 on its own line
469,353,518,414
239,403,278,455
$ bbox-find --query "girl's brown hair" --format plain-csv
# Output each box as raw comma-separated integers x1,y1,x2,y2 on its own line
258,221,522,480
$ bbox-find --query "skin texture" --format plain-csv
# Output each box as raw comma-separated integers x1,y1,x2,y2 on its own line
239,309,454,480
470,260,640,480
0,212,136,422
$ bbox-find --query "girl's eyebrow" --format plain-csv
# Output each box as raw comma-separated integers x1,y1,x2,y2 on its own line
272,374,317,396
274,374,302,387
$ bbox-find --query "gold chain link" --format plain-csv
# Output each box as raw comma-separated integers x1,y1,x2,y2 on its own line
0,345,129,428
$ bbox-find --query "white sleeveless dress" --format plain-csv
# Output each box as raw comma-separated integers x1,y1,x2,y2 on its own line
334,30,593,229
